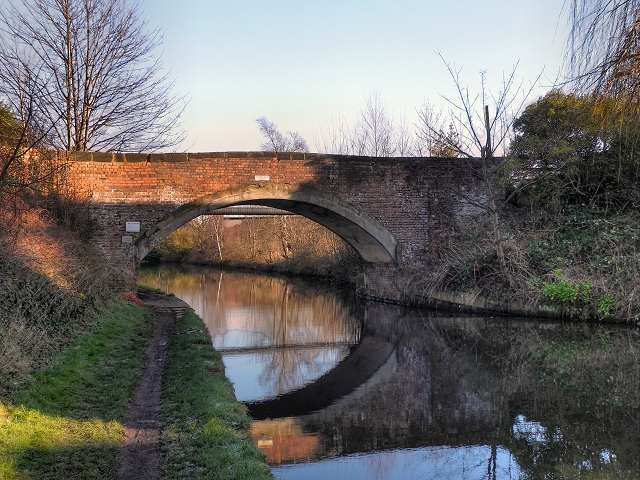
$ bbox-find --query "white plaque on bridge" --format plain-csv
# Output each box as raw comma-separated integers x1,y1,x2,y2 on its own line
125,221,140,232
255,175,270,181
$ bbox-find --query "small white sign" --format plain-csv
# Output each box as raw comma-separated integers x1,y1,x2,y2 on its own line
122,235,133,244
125,221,141,233
255,175,270,181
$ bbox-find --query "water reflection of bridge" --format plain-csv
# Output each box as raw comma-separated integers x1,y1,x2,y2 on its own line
247,303,503,466
246,336,396,419
248,333,500,466
249,336,399,464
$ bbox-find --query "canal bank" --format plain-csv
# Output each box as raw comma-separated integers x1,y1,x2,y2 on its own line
0,291,272,480
151,290,273,480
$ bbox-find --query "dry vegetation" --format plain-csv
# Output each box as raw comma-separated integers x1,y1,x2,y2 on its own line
413,209,639,323
149,215,364,285
0,196,121,394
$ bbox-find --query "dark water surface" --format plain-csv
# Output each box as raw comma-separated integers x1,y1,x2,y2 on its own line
139,264,639,480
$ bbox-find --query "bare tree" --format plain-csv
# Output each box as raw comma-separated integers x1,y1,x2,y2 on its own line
395,113,416,156
353,92,397,156
315,92,416,157
415,101,460,157
313,114,355,155
417,55,541,289
565,0,640,100
192,216,225,262
0,0,187,153
415,100,443,155
256,117,309,153
0,93,60,197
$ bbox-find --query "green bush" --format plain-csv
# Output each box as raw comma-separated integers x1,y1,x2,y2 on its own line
541,270,616,319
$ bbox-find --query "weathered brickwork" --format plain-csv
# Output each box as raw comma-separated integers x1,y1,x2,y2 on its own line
61,151,489,300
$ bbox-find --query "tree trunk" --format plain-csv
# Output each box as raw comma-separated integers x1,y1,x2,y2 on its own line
483,106,514,289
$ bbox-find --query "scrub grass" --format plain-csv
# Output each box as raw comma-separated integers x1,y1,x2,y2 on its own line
161,310,273,480
0,298,152,479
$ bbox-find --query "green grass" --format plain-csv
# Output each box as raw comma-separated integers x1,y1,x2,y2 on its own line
161,310,273,480
0,295,271,480
0,297,152,479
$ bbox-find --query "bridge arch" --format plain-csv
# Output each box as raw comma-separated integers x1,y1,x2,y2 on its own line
134,183,398,264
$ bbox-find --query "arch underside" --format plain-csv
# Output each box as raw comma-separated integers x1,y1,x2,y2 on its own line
134,184,398,264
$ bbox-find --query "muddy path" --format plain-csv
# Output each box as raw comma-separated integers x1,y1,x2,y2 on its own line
116,292,191,480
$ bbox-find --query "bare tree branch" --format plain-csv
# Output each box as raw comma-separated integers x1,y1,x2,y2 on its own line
417,55,543,290
565,0,640,101
421,53,539,159
256,117,309,154
315,92,416,156
0,0,188,153
0,88,64,197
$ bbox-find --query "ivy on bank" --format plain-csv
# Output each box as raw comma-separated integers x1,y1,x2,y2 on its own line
538,270,614,319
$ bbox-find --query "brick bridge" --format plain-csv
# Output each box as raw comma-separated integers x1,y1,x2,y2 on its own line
64,151,489,302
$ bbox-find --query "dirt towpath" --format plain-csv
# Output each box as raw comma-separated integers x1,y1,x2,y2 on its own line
116,292,191,480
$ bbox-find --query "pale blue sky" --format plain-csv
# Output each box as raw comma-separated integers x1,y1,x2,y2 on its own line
142,0,568,153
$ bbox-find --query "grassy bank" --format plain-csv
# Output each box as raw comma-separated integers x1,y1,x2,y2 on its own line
161,309,273,479
0,294,272,480
0,297,152,479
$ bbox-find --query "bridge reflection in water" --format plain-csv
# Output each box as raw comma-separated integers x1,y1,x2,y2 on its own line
138,264,639,480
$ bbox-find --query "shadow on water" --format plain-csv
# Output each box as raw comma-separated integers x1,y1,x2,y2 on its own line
139,264,639,480
245,335,395,419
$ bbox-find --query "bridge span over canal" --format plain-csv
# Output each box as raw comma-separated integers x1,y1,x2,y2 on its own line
62,151,489,302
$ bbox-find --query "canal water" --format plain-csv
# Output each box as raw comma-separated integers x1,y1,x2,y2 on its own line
139,263,639,480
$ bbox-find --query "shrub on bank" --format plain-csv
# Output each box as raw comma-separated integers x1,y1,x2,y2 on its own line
414,209,638,322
